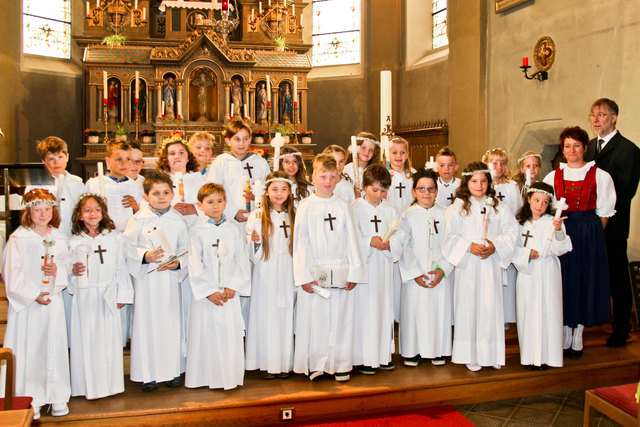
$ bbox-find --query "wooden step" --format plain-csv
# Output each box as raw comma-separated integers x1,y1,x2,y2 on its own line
35,327,640,426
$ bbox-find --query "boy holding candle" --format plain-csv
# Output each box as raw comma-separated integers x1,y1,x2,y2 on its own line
123,171,188,391
293,154,366,381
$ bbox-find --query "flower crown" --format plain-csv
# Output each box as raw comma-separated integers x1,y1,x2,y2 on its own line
281,152,302,159
518,153,542,164
485,148,507,155
462,169,491,176
24,198,58,209
265,177,294,186
526,187,554,200
357,136,380,146
77,192,107,204
161,131,190,151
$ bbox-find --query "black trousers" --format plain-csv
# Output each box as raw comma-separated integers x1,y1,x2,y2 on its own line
605,231,633,337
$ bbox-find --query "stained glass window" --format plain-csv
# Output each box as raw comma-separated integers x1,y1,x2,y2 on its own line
432,0,448,49
312,0,361,67
23,0,71,59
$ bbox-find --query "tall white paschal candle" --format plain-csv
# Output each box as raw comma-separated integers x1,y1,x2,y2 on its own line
266,75,271,102
293,76,297,103
103,71,108,102
380,70,392,135
135,71,140,103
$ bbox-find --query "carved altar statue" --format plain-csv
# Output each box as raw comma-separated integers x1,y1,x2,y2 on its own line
163,76,176,118
280,83,293,123
107,79,120,123
230,78,243,118
256,82,268,124
191,70,215,121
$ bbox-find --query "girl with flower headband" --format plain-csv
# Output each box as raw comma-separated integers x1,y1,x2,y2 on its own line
322,145,355,203
344,131,381,195
279,145,313,206
156,133,204,226
67,193,133,400
513,182,571,371
482,148,520,328
245,171,296,379
2,188,71,419
513,151,543,194
442,162,518,372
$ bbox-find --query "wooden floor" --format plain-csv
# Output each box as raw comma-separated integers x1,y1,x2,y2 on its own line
34,326,640,426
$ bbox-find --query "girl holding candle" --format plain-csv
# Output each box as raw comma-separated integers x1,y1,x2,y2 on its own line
344,131,381,196
279,145,312,206
398,168,453,367
245,171,296,379
482,148,520,328
2,189,70,419
513,182,572,370
322,144,355,203
68,193,133,400
442,162,518,372
543,126,616,358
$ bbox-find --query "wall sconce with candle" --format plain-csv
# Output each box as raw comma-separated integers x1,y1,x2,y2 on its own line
520,36,555,82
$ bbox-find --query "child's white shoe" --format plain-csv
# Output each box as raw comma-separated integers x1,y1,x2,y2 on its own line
466,364,481,372
51,402,69,417
32,406,41,420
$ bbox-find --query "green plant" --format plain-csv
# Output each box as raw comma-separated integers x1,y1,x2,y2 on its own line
101,34,127,49
116,125,128,135
274,124,292,136
273,36,287,48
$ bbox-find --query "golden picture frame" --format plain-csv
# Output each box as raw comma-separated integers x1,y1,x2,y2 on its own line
495,0,531,13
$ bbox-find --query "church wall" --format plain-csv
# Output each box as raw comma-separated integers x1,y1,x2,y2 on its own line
486,0,640,257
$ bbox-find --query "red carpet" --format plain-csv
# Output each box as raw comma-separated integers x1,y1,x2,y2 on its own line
302,406,473,426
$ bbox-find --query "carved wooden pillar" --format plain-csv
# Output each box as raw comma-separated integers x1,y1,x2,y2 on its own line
176,82,183,119
243,83,251,120
155,81,163,121
123,86,129,123
272,87,280,125
224,82,231,121
249,87,255,123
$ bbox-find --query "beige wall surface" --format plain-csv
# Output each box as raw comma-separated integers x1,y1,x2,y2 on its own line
486,0,640,258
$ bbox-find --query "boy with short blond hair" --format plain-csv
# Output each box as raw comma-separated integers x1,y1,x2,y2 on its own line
185,183,250,390
434,146,461,207
293,154,366,382
85,140,143,231
123,171,188,391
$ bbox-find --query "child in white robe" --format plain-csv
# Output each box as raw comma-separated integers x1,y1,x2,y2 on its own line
323,145,355,203
483,148,521,327
186,183,251,390
352,165,403,374
245,172,296,378
127,141,146,187
398,168,453,367
386,137,415,323
123,171,188,391
293,154,367,382
513,182,572,370
434,146,461,207
189,131,214,175
442,162,518,371
206,121,270,325
68,193,133,399
279,146,313,207
1,189,70,419
343,131,380,195
513,151,542,197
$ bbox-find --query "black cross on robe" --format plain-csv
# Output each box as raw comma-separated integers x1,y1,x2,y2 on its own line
496,192,505,201
324,213,336,231
447,194,455,204
280,221,290,238
433,219,440,234
522,230,534,246
480,207,487,215
370,215,381,233
94,245,107,264
396,182,406,198
243,163,254,179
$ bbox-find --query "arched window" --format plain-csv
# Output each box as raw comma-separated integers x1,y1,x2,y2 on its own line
311,0,361,67
23,0,71,59
432,0,448,49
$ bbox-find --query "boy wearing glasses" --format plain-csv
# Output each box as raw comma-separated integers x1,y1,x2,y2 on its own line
351,165,405,375
398,168,453,367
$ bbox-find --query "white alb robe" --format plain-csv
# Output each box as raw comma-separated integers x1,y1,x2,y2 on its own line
494,180,521,324
442,197,518,368
1,227,70,407
351,198,403,368
293,194,367,375
513,215,572,367
343,162,365,190
245,210,295,374
398,203,453,359
123,206,188,383
334,178,356,203
186,217,250,390
68,230,133,399
435,177,461,207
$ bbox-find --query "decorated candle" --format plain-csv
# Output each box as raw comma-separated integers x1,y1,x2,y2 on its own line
380,70,392,136
293,76,297,105
135,71,140,103
349,135,360,185
103,71,108,102
177,100,182,118
271,132,285,171
97,161,105,196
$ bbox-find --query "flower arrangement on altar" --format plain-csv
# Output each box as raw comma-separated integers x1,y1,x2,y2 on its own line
84,129,101,136
140,129,155,136
249,147,270,160
297,130,314,138
252,130,266,137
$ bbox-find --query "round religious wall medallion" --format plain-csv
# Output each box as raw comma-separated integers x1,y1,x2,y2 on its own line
533,36,555,71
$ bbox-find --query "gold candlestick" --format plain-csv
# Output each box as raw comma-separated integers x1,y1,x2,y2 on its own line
102,102,110,143
134,106,141,142
292,102,299,144
266,102,272,144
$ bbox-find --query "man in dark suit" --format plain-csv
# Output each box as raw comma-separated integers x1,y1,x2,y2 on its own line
586,98,640,347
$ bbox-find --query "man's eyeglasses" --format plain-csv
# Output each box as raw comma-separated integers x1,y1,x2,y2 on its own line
415,186,437,193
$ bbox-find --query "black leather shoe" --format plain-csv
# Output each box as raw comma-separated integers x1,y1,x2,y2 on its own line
606,333,629,348
568,348,583,358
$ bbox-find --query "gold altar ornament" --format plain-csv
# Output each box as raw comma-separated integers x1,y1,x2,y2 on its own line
533,36,555,72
